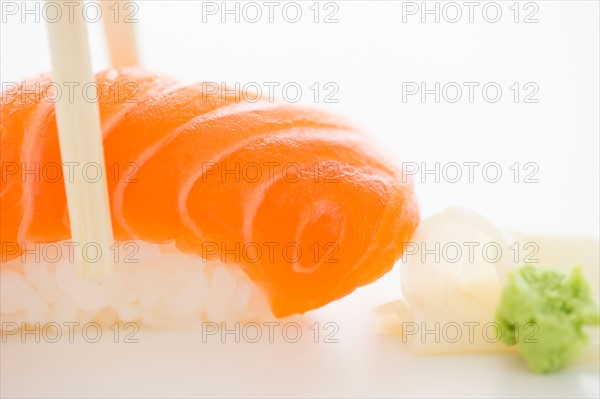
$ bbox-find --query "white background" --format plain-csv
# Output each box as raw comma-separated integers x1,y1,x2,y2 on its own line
1,1,599,398
2,0,599,236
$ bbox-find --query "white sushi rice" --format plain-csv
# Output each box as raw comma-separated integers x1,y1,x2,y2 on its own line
0,241,273,330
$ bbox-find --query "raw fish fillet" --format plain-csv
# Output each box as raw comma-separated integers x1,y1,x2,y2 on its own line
1,67,419,316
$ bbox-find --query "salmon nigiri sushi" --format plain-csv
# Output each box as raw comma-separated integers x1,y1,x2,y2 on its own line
0,67,419,328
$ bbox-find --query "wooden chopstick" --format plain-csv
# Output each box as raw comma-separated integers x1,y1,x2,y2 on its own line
46,0,115,278
101,0,139,67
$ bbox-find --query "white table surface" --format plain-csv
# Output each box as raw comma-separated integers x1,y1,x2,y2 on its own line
2,261,599,399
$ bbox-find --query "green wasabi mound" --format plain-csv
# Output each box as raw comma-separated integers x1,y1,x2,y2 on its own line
495,264,600,373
